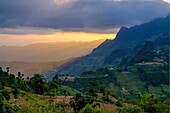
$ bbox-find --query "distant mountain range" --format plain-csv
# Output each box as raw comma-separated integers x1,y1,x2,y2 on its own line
55,15,169,76
0,39,105,77
0,58,75,77
0,39,105,62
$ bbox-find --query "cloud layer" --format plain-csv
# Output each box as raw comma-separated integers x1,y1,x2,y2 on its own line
0,0,169,34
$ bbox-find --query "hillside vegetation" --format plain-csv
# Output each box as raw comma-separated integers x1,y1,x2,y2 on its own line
1,54,169,113
55,15,169,76
0,16,169,113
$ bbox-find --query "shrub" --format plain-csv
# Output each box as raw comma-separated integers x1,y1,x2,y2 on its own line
94,107,113,113
79,104,94,113
120,105,144,113
79,104,113,113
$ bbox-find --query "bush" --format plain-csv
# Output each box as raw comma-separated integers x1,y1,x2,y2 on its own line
79,104,113,113
94,107,113,113
120,105,144,113
79,104,94,113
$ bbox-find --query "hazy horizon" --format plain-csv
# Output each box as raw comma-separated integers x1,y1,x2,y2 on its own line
0,32,116,46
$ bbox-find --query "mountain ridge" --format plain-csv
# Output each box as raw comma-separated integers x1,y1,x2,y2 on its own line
54,15,169,76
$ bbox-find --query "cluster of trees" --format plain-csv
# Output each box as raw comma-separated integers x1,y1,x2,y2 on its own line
57,70,117,92
120,40,169,66
77,93,169,113
70,93,95,113
120,41,155,66
69,79,117,113
122,93,169,113
137,65,169,86
0,67,59,96
0,63,169,113
55,66,169,112
80,68,114,77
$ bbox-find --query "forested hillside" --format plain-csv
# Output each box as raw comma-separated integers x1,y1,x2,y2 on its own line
55,15,169,76
1,60,169,113
0,15,169,113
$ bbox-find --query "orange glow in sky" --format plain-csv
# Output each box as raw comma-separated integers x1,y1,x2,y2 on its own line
0,32,116,46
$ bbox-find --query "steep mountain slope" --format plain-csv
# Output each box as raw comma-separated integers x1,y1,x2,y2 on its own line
55,15,169,76
0,39,105,62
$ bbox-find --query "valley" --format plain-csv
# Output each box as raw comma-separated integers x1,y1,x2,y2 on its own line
0,58,75,77
0,39,105,62
0,39,105,77
0,13,169,113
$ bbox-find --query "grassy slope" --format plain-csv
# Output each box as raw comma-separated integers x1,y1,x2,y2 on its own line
4,86,81,113
5,87,119,113
10,92,73,113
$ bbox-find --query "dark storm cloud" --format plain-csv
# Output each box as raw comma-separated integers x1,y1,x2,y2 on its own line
0,0,169,34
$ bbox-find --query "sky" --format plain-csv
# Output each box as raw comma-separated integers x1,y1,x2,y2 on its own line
0,0,169,45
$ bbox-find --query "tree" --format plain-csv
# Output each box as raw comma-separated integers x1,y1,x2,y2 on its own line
48,81,58,96
11,88,19,99
100,84,106,95
17,72,21,78
70,93,95,113
30,74,46,94
0,67,3,74
88,80,100,97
